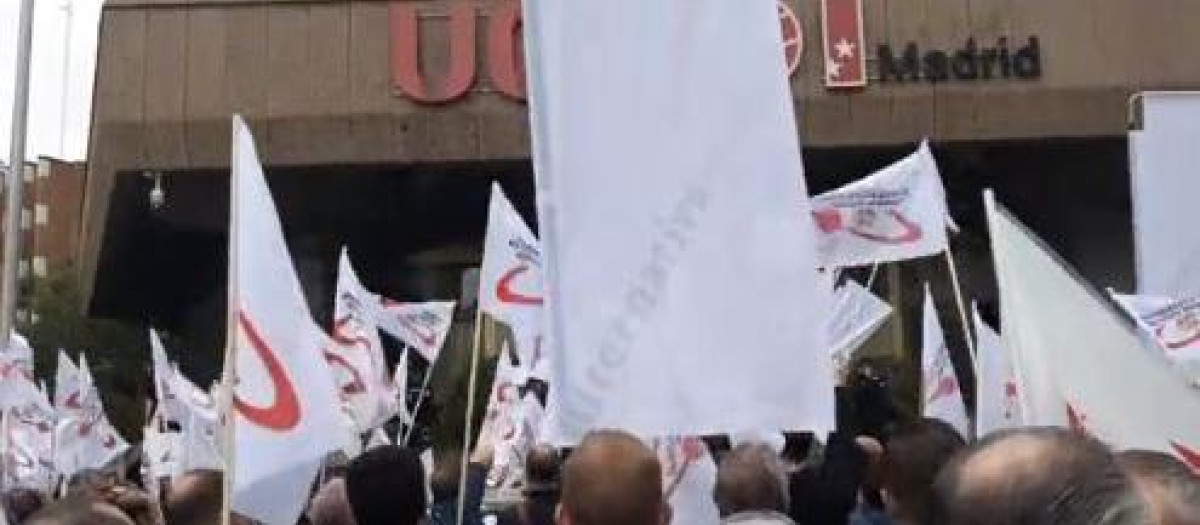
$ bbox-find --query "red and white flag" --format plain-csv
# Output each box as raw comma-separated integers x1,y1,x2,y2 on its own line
54,354,128,478
329,249,393,432
2,375,55,491
226,116,345,525
150,330,221,472
973,304,1022,436
921,285,970,438
526,0,833,443
651,436,720,525
988,192,1200,471
828,280,892,372
374,299,456,364
812,142,955,269
821,0,866,88
1111,292,1200,382
479,183,545,376
479,345,539,489
0,332,33,383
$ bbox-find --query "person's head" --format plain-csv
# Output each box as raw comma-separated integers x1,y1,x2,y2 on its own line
933,427,1147,525
308,478,358,525
525,444,562,494
559,429,670,525
3,488,47,523
429,448,463,501
1116,449,1200,525
879,418,966,524
162,469,223,525
345,445,427,525
23,495,134,525
714,442,790,517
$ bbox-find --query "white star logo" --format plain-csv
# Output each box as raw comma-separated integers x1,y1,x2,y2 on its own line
834,38,856,59
826,58,843,80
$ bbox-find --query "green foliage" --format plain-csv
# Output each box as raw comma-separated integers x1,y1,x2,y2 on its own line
16,270,147,439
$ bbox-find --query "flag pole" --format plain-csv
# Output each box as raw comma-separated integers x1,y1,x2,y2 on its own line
0,0,36,345
943,246,979,391
456,308,485,525
403,365,436,445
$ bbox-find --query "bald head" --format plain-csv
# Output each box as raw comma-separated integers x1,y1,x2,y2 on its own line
560,430,670,525
163,470,223,525
934,428,1147,525
1117,450,1200,525
24,496,134,525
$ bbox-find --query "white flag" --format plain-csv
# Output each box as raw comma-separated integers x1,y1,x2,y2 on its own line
987,192,1200,471
329,249,393,432
392,350,410,425
921,285,970,438
479,183,545,372
973,305,1022,436
480,347,530,489
227,116,344,525
54,354,128,477
375,299,456,364
652,436,720,525
0,331,34,382
526,0,833,443
828,280,892,371
812,142,954,269
1111,292,1200,382
143,427,183,482
365,427,392,451
2,375,55,491
150,331,221,472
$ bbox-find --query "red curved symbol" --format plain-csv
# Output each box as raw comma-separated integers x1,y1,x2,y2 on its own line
1170,441,1200,473
778,1,803,76
849,210,923,244
103,433,117,449
323,351,366,395
233,311,302,432
927,375,958,404
332,316,373,349
813,208,843,233
1156,321,1200,350
497,265,542,306
64,391,82,410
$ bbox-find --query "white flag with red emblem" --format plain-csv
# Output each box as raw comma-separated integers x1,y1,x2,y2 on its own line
828,280,892,372
921,285,970,438
812,142,954,269
0,332,34,383
479,183,545,374
54,354,128,478
150,330,221,472
329,249,393,433
227,116,345,525
973,304,1022,436
2,374,56,491
652,436,720,525
1111,292,1200,383
479,345,535,489
374,299,456,364
987,192,1200,471
525,0,833,443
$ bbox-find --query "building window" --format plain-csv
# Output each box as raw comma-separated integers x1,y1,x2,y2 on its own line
37,159,50,179
18,260,28,279
20,208,30,231
22,165,32,183
32,256,46,277
34,204,48,226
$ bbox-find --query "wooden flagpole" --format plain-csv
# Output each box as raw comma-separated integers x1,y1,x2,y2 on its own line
456,308,485,525
403,350,437,446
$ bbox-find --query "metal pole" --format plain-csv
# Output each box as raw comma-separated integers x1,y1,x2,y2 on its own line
456,308,485,525
59,0,75,158
2,0,37,343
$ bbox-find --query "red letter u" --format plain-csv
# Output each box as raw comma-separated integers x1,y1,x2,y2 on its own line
390,2,477,104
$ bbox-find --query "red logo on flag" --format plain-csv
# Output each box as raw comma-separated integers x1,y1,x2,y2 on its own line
1156,312,1200,350
848,209,923,244
821,0,867,88
497,264,543,306
234,311,303,432
779,1,803,76
1170,441,1200,473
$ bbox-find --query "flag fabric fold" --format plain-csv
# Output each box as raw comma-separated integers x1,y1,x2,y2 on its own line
374,300,456,365
921,285,970,438
1111,292,1200,382
828,280,892,373
329,249,393,432
973,304,1022,436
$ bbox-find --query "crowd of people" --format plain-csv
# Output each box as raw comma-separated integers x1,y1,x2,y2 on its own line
5,417,1199,525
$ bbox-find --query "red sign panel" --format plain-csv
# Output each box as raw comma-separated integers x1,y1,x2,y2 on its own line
821,0,867,89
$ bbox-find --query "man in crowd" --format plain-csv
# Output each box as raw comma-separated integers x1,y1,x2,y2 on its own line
558,429,671,525
161,470,222,525
492,444,561,525
878,419,965,525
1116,450,1200,524
714,442,795,524
933,427,1148,524
345,445,429,525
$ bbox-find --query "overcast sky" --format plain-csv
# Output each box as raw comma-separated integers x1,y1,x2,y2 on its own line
0,0,103,164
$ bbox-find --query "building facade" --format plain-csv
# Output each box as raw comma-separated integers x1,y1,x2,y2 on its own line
82,0,1200,383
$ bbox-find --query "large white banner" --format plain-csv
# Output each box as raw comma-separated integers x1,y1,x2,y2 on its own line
525,0,833,442
1131,92,1200,297
228,116,344,525
812,142,954,269
988,193,1200,469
